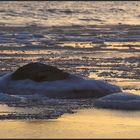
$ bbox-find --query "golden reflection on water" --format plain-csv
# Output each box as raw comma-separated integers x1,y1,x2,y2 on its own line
58,41,140,49
105,41,140,46
59,41,96,48
0,50,52,55
0,109,140,138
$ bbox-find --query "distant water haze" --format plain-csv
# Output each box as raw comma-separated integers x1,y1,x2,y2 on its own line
0,1,140,26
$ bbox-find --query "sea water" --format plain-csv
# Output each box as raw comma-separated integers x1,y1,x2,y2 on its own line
0,1,140,138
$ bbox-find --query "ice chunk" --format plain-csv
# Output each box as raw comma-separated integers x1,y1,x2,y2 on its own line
0,73,121,98
0,92,21,102
94,92,140,110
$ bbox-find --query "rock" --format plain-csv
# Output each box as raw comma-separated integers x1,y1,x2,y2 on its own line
11,62,70,82
94,92,140,110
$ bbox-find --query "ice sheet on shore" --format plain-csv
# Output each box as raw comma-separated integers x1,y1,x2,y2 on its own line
0,73,121,99
94,92,140,110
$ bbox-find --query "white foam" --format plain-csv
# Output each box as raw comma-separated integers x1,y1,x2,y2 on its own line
0,73,121,98
94,92,140,110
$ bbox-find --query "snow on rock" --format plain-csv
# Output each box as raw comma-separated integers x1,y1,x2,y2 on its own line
0,63,121,99
94,92,140,110
0,72,121,99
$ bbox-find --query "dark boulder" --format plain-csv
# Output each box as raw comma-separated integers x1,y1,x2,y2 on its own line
11,62,70,82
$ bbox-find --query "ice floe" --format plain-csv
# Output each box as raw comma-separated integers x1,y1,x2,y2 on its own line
94,92,140,110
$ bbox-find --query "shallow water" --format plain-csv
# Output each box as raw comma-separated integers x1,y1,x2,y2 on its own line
0,1,140,138
0,108,140,138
